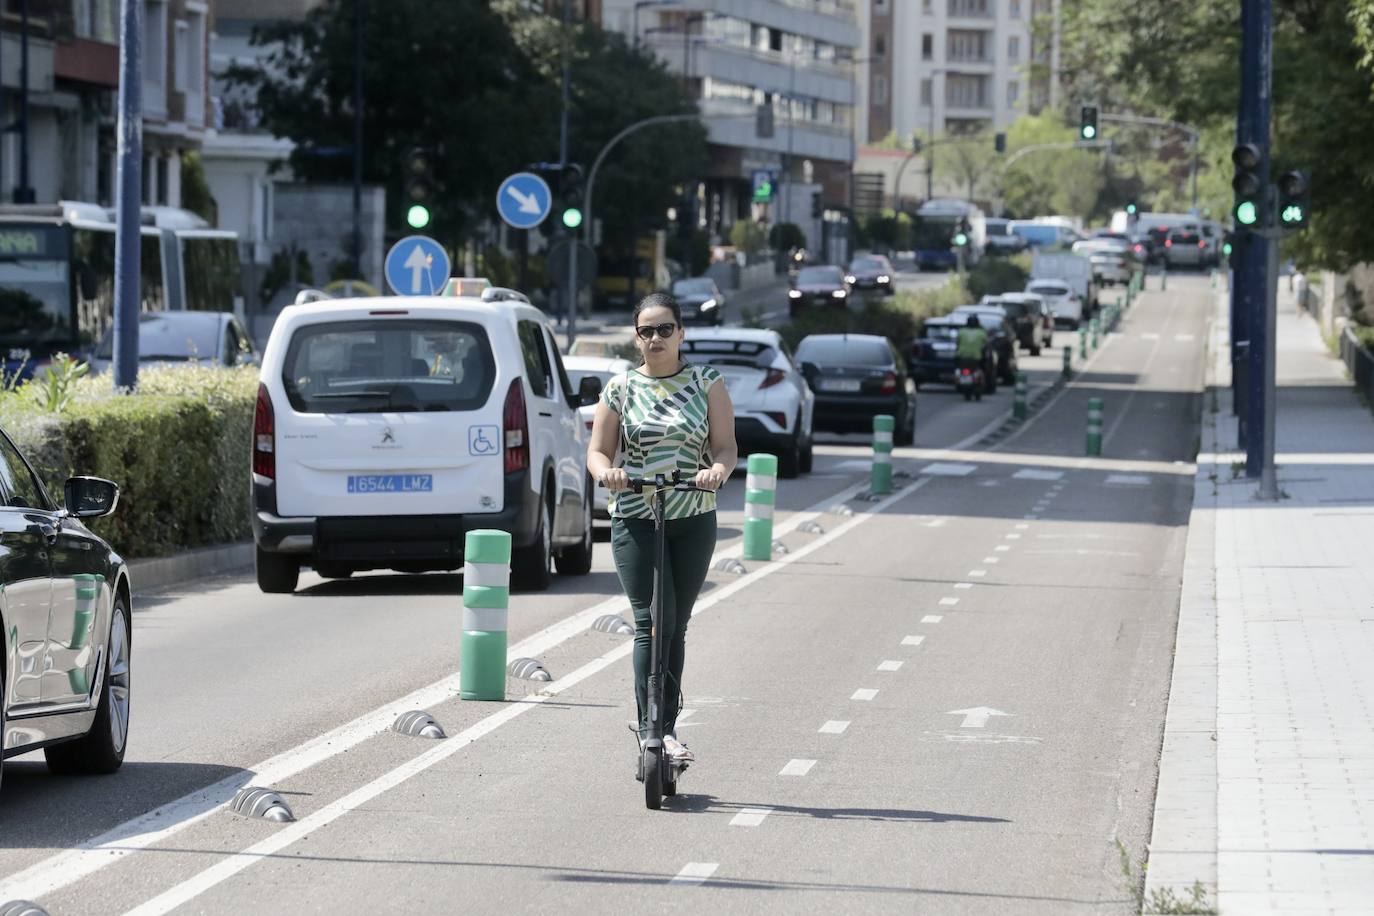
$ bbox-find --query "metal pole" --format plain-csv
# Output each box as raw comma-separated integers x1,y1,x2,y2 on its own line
15,0,33,203
351,0,363,277
783,51,794,227
927,83,935,200
560,0,575,342
1258,222,1279,499
113,0,144,391
1241,0,1272,477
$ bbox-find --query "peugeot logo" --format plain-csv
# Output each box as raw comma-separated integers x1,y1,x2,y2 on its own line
381,426,395,444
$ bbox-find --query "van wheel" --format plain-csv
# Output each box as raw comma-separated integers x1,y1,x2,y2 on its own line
555,482,594,576
46,596,130,775
256,548,299,594
799,431,814,474
513,495,554,592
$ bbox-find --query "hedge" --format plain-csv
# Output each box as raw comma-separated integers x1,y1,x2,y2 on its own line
0,365,258,559
779,277,969,351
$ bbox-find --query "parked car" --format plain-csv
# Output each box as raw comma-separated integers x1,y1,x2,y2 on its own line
1165,228,1208,269
562,355,635,517
845,255,895,295
788,265,850,316
251,290,599,593
1027,278,1085,329
982,293,1051,355
0,428,128,800
681,328,815,478
795,333,917,445
950,305,1019,385
670,277,726,326
909,315,997,394
90,311,258,373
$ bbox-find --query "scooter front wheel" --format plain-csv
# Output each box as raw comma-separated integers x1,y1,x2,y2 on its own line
643,747,664,810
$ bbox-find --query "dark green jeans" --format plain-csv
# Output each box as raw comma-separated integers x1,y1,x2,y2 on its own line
610,510,717,737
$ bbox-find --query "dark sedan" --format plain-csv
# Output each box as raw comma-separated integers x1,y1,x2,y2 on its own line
909,316,997,394
845,255,895,295
788,265,850,316
796,333,917,444
0,426,129,800
671,277,725,326
950,305,1019,385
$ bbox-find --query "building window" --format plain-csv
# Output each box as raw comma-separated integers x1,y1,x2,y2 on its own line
142,0,168,116
921,34,933,60
920,79,932,105
174,21,189,92
948,30,988,62
923,0,932,10
874,35,885,57
1008,36,1020,61
948,0,991,16
873,75,889,105
1007,80,1020,106
1011,0,1022,16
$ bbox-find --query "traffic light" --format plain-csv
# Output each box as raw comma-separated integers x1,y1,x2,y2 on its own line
1231,142,1263,228
1125,201,1137,216
994,132,1006,154
810,192,823,219
559,164,584,230
1277,170,1309,230
404,147,435,229
1079,105,1098,141
953,219,970,247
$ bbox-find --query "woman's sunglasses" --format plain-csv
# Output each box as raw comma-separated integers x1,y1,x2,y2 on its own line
635,322,678,340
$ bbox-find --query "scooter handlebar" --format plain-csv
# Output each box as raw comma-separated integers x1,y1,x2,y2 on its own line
595,471,721,494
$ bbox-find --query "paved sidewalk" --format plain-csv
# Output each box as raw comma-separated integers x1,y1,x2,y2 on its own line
1147,285,1374,914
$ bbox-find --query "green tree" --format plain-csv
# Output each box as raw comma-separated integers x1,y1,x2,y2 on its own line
180,152,217,224
997,114,1108,220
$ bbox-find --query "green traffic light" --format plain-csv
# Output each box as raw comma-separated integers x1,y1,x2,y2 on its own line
406,204,432,229
1222,242,1233,256
1081,125,1097,140
1281,204,1305,225
953,232,968,247
562,207,584,229
1235,200,1258,226
1126,203,1137,215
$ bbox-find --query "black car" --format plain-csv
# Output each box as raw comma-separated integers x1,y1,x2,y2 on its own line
950,306,1019,385
670,277,726,326
845,255,895,295
788,265,850,316
0,426,129,799
796,333,917,444
909,316,997,394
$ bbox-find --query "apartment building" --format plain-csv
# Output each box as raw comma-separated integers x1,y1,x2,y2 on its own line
0,0,212,207
601,0,859,249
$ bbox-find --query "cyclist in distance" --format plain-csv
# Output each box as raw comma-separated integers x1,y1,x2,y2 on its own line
587,292,738,764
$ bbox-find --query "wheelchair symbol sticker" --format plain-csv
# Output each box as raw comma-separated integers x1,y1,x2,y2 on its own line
469,425,499,456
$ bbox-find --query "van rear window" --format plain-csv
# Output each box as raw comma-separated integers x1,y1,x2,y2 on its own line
282,319,495,414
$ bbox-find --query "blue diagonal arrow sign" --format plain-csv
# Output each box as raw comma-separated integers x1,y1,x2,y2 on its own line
496,172,552,230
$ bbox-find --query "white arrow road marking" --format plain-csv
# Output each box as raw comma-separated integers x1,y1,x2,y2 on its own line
403,244,430,294
819,720,850,734
671,863,719,885
947,707,1012,728
779,759,816,776
729,808,773,827
505,184,543,214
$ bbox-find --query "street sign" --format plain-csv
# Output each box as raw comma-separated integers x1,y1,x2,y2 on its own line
496,172,552,230
751,169,776,203
384,235,451,296
547,239,597,290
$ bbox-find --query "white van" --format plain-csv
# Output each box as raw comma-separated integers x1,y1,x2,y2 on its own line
251,293,597,593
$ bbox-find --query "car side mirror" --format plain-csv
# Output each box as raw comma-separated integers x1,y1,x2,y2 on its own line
64,476,120,519
577,375,603,407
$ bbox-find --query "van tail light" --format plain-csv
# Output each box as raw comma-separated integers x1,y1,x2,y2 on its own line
1164,238,1173,248
880,371,897,395
585,418,594,431
759,368,787,389
764,411,788,429
1198,240,1206,249
503,380,529,474
253,383,275,480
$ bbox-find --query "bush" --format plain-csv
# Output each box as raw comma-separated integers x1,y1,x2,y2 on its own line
728,220,769,257
780,278,969,351
966,253,1031,301
1352,324,1374,353
769,222,806,252
0,365,258,559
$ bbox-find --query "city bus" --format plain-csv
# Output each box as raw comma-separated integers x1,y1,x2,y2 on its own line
912,198,986,270
0,202,241,378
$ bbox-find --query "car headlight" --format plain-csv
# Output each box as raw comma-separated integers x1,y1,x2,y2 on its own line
788,289,802,298
831,289,847,298
700,298,717,310
877,275,890,284
845,275,857,284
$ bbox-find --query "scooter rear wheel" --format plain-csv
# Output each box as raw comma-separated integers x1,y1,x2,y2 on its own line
664,767,678,797
643,747,664,810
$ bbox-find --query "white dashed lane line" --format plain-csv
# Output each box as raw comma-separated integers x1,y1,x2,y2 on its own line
1015,523,1030,530
877,660,904,672
940,597,960,606
729,808,773,827
919,617,941,624
995,545,1011,552
982,557,999,564
671,863,720,885
969,569,987,577
1005,534,1022,540
819,720,850,734
903,634,927,644
851,688,879,701
954,582,973,590
779,759,817,777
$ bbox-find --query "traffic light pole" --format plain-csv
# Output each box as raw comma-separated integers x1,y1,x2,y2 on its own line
1237,0,1272,479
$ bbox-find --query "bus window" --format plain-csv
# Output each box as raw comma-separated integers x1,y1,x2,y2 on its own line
0,224,74,361
74,225,116,350
140,233,165,313
181,235,242,312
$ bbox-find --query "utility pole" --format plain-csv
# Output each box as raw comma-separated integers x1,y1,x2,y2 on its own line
113,0,144,390
559,0,577,343
1236,0,1272,474
351,0,364,278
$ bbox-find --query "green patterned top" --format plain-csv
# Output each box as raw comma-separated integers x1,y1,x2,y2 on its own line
601,363,723,520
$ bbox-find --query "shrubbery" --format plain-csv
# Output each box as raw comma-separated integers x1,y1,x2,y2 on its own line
0,366,258,559
966,253,1032,301
778,278,969,351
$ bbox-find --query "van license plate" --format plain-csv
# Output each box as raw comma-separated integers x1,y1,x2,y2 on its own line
347,474,433,494
820,379,862,392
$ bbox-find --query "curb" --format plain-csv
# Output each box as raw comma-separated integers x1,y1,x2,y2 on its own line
129,542,254,595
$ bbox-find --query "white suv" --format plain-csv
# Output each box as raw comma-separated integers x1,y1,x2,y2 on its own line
251,291,597,593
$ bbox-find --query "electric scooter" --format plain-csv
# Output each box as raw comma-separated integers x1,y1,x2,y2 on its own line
955,363,984,402
601,470,716,810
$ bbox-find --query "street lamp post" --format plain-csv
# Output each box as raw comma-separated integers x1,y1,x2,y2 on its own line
925,67,950,201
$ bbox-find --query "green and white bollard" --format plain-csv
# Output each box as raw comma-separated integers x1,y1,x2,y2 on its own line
742,453,778,561
460,529,511,701
1062,345,1072,379
1090,317,1100,350
871,414,894,495
1086,397,1104,457
1013,371,1028,420
1078,326,1088,360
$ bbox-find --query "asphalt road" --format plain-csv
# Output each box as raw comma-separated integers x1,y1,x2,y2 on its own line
0,275,1213,915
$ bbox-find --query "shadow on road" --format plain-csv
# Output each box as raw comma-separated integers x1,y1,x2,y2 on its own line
664,793,1011,825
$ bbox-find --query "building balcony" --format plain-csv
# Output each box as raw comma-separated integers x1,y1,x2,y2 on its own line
646,33,855,105
698,96,852,163
686,0,859,45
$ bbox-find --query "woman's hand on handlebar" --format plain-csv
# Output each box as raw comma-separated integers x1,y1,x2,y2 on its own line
598,467,632,492
693,466,726,491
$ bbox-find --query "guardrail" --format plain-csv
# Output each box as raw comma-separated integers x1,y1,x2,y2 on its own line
1339,326,1374,407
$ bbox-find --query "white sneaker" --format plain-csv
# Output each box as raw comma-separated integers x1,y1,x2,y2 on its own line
663,735,695,762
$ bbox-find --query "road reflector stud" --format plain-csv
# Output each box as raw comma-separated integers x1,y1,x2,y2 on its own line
1013,372,1028,420
1086,397,1104,456
771,539,789,556
798,520,826,534
592,614,635,636
742,453,778,561
230,787,295,823
713,557,747,575
509,658,552,681
461,529,511,701
392,710,446,739
831,504,855,517
871,415,894,494
0,903,49,916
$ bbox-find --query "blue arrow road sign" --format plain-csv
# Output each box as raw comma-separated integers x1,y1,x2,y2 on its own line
496,172,552,230
384,235,451,296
